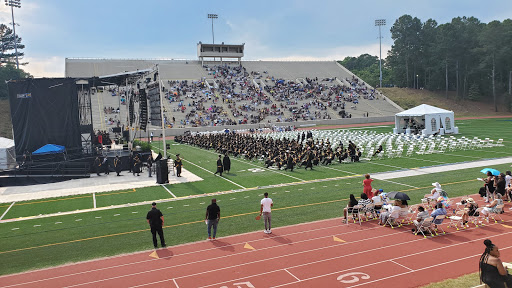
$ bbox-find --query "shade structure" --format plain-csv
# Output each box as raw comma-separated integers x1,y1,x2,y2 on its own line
393,104,459,136
32,144,66,155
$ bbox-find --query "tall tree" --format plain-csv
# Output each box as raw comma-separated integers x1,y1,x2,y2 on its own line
0,24,26,66
388,15,422,88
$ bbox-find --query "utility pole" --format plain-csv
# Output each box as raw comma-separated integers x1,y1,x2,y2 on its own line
375,19,386,89
5,0,21,69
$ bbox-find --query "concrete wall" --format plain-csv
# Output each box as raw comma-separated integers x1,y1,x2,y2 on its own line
150,116,395,136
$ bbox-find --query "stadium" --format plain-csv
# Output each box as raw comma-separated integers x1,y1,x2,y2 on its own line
1,6,512,288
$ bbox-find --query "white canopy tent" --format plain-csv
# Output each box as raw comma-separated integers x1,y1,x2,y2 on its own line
393,104,459,136
0,137,16,171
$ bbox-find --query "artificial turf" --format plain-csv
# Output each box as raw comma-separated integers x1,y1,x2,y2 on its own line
0,118,510,275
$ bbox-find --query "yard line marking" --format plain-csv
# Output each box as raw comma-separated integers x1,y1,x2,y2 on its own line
390,260,414,271
167,207,173,209
132,212,138,214
0,201,15,221
75,219,82,222
160,184,177,198
33,225,41,227
244,196,250,198
404,156,447,164
379,179,419,189
284,268,301,281
114,214,120,217
93,193,97,209
230,198,236,200
55,222,62,224
11,227,18,230
183,204,189,207
200,202,205,204
185,144,305,182
95,216,102,219
153,146,246,189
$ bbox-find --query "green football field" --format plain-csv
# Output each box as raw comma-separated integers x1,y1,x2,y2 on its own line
0,118,511,276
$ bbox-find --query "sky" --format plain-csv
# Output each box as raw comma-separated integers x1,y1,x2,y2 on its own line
0,0,511,78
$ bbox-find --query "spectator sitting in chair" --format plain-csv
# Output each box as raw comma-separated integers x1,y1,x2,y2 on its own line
371,189,384,210
462,198,479,225
378,199,402,225
342,194,359,223
481,193,504,220
431,203,447,228
411,206,429,233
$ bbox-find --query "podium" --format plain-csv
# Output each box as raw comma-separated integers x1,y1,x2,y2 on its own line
156,159,168,184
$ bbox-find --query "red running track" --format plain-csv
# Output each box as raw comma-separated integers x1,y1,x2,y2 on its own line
1,195,512,288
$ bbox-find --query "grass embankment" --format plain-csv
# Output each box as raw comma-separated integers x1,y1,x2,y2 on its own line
0,98,12,138
380,87,512,116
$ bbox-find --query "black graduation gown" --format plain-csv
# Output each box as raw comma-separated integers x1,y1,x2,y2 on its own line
216,159,224,174
223,156,231,172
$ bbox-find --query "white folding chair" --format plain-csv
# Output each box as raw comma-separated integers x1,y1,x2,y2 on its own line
447,210,466,230
384,209,401,229
431,215,446,236
413,216,434,238
489,204,505,223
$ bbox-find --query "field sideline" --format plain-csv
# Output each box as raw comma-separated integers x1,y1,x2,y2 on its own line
0,118,511,277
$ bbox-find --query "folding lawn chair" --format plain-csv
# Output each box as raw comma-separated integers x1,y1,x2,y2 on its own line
348,205,363,225
431,215,446,236
469,207,486,227
489,204,505,223
413,216,434,238
384,209,401,229
447,210,467,230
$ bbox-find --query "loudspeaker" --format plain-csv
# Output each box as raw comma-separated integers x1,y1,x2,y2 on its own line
156,159,168,184
123,130,129,141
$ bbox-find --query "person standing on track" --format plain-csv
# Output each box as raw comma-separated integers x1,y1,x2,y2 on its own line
205,198,220,240
259,192,273,234
146,202,166,249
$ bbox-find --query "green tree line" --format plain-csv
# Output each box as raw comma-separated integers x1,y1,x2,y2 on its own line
0,23,28,98
340,15,512,111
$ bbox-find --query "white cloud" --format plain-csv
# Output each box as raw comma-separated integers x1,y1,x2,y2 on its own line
23,56,65,78
252,43,392,61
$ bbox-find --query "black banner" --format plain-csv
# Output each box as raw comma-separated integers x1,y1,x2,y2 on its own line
8,78,82,157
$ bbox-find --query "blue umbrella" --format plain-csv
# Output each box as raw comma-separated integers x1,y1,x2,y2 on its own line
480,168,500,176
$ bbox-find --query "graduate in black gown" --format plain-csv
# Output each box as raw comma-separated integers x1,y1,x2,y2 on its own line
174,154,183,177
114,155,122,176
214,155,223,176
223,154,231,174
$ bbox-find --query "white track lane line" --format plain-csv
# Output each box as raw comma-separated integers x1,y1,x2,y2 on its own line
284,269,301,281
58,221,509,288
0,202,15,220
153,146,246,189
8,220,387,288
225,227,512,288
160,184,177,198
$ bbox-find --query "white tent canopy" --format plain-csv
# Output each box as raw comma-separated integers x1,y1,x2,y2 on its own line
393,104,459,136
0,137,16,171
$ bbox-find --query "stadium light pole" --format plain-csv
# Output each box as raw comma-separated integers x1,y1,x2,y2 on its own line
208,14,218,44
375,19,386,89
5,0,21,69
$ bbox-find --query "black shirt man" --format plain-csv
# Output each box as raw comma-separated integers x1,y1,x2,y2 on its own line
146,202,166,249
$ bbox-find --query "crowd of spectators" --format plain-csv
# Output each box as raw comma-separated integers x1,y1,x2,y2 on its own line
161,64,380,128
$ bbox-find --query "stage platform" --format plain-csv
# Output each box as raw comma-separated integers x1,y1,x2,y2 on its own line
0,167,202,203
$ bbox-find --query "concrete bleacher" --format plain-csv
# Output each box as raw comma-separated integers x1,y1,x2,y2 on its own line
66,58,402,134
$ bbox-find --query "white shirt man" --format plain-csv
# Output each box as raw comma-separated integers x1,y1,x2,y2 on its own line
260,192,273,234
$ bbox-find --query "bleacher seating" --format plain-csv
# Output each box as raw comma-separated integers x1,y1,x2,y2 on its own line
66,59,402,134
